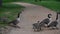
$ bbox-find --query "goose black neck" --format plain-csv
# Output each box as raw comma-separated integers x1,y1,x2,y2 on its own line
56,13,58,20
48,14,51,18
17,12,20,18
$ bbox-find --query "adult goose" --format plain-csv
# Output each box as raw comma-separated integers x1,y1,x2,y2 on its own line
39,14,52,27
8,12,21,28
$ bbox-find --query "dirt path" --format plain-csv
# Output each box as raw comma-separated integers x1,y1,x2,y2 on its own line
9,2,60,34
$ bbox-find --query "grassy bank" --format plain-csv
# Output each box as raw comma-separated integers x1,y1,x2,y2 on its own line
3,0,34,3
3,0,22,3
0,3,24,26
18,0,60,13
32,1,60,13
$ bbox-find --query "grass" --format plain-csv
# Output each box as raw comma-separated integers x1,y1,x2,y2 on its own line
32,1,60,13
0,3,24,26
18,0,60,13
3,0,34,3
3,0,22,3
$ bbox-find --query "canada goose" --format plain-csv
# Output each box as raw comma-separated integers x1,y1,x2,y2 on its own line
40,14,52,26
47,20,58,29
8,12,21,28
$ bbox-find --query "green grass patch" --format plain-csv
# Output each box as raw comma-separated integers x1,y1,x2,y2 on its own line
19,0,60,13
3,0,34,3
32,1,60,13
0,3,24,26
0,3,24,19
3,0,22,3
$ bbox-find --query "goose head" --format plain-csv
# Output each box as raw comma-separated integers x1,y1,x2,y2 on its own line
48,14,52,18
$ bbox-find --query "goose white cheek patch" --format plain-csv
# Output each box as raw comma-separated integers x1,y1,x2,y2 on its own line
17,18,20,22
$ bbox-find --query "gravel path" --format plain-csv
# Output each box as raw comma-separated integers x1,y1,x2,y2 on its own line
9,2,60,34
